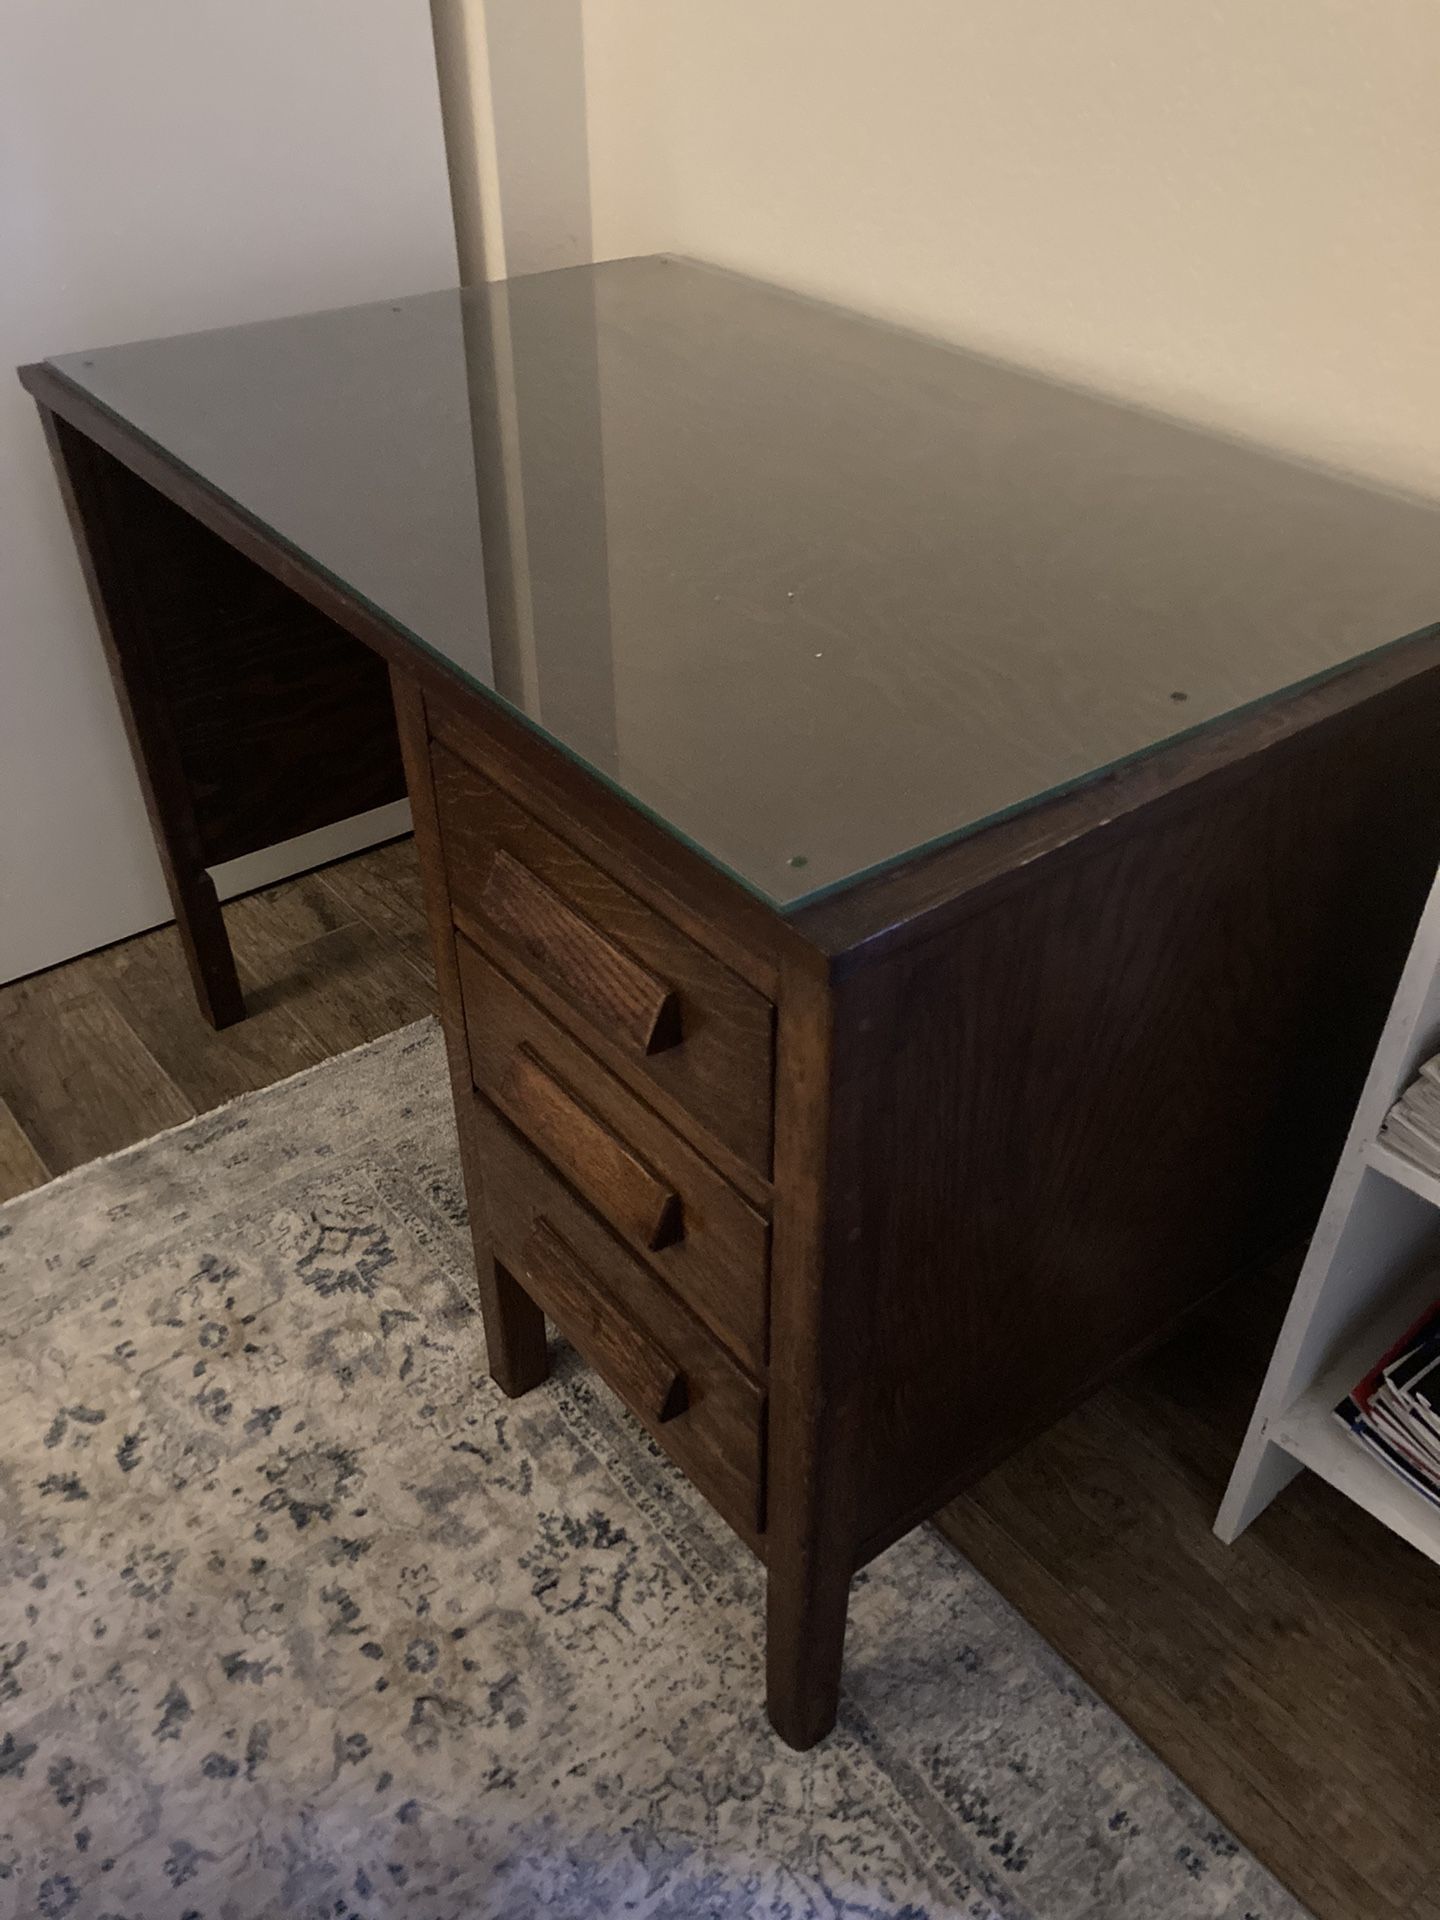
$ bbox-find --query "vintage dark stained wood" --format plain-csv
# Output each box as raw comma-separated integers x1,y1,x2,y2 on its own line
28,388,406,1026
22,318,1440,1773
426,700,782,1002
413,633,1440,1749
472,1093,768,1545
764,945,864,1749
503,1044,684,1251
433,740,776,1175
49,421,406,870
479,850,683,1057
392,669,550,1404
460,940,770,1374
34,403,245,1027
520,1219,689,1424
830,662,1440,1566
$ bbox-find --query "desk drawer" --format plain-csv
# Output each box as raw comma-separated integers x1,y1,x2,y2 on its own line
433,744,774,1173
471,1095,766,1542
459,939,769,1374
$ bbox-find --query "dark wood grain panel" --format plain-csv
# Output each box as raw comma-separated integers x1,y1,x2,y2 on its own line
822,666,1440,1561
427,692,783,999
52,423,406,868
764,944,859,1750
471,1094,767,1545
504,1046,682,1252
393,670,550,1402
35,405,245,1026
459,939,769,1373
520,1221,689,1424
480,850,682,1057
30,395,409,1030
434,741,775,1174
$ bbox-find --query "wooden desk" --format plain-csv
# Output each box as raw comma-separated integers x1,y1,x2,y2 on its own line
21,257,1440,1747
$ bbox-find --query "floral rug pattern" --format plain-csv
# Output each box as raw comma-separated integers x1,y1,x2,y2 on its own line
0,1021,1307,1919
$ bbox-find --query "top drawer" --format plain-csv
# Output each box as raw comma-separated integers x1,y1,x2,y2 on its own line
432,744,774,1174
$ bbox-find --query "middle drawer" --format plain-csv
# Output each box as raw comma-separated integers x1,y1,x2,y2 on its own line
457,937,769,1375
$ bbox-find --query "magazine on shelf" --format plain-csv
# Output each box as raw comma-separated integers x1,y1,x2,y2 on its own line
1383,1324,1440,1444
1379,1053,1440,1177
1335,1396,1440,1512
1334,1295,1440,1508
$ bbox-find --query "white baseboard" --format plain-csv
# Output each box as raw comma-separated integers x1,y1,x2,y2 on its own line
210,801,413,901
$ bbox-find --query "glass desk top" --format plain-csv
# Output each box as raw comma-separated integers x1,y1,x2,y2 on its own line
49,255,1440,910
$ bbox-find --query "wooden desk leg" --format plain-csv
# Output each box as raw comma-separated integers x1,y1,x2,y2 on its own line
36,406,246,1027
158,870,246,1032
392,667,549,1395
481,1258,551,1399
766,1505,853,1750
765,1281,855,1748
455,1124,548,1398
764,949,858,1749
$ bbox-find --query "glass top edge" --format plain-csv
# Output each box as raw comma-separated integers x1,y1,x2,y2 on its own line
41,330,1440,919
40,255,1440,919
776,616,1440,918
31,359,825,914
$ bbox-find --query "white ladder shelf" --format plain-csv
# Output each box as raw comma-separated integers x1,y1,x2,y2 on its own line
1217,863,1440,1559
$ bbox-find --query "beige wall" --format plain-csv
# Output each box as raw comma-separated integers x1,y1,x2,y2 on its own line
453,0,1440,497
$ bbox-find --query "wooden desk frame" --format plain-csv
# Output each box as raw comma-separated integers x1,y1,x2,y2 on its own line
22,357,1440,1749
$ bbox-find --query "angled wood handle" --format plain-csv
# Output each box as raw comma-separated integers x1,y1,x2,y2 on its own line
478,848,682,1056
521,1220,688,1424
502,1045,682,1252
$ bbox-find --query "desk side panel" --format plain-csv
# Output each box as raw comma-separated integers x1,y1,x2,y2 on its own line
834,663,1440,1557
47,412,406,869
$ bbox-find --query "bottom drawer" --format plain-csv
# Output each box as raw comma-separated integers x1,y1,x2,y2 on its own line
471,1094,766,1543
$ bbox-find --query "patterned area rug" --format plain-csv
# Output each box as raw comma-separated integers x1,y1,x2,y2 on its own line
0,1020,1307,1920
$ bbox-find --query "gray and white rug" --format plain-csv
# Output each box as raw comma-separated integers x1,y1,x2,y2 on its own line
0,1020,1306,1920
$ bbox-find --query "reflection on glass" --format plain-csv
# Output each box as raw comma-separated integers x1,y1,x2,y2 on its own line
50,258,1440,909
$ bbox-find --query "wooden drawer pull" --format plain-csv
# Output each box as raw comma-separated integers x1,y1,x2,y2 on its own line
521,1220,689,1423
502,1045,683,1252
476,849,682,1056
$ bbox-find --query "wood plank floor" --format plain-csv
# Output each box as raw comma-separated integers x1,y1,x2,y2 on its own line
0,837,436,1195
2,836,1434,1920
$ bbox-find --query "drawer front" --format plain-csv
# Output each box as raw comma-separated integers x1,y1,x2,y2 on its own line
433,743,774,1173
459,940,769,1374
472,1095,766,1542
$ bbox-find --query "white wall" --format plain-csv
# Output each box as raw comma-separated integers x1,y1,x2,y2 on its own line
463,0,1440,500
1,1,457,983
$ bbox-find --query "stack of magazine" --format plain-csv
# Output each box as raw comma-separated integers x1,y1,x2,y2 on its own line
1377,1051,1440,1178
1335,1299,1440,1509
1335,1053,1440,1503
